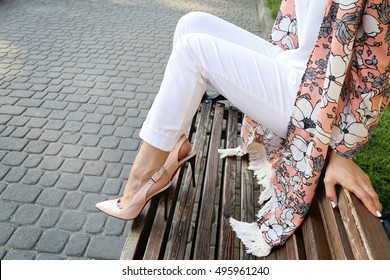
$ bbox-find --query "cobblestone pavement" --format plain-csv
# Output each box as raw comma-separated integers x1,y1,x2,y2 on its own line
0,0,264,259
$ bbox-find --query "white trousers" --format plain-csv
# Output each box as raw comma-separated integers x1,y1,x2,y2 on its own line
139,12,302,151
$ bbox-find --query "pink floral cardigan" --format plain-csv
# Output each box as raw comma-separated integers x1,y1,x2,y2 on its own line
222,0,390,255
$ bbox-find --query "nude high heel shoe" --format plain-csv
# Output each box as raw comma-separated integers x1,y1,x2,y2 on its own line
95,135,196,220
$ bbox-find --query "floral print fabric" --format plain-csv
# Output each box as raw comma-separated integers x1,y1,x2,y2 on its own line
239,0,390,247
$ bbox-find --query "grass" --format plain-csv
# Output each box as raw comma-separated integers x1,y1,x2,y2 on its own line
266,0,282,19
266,0,390,212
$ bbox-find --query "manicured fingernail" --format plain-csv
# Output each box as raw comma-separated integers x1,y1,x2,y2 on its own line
330,201,336,208
376,211,382,218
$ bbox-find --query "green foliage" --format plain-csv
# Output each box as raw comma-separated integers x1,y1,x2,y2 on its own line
355,108,390,212
267,0,282,19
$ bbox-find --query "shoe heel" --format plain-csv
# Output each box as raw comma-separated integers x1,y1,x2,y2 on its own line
187,155,196,188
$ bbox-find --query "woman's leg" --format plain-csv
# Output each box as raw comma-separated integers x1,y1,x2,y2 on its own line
173,12,282,57
140,32,300,151
110,13,300,208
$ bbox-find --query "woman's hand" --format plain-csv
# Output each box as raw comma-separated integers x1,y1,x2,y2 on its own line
323,150,382,217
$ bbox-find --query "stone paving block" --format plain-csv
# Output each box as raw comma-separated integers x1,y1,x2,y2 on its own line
64,233,90,257
0,165,11,181
26,117,47,128
25,128,43,140
0,105,26,115
56,173,83,190
45,119,65,130
0,136,28,151
104,163,124,179
22,154,43,169
99,137,120,149
0,223,16,245
24,140,48,154
59,132,82,144
80,147,103,160
118,138,139,151
37,188,66,207
58,210,87,231
78,134,100,147
44,143,63,155
82,161,107,177
49,110,69,120
81,193,107,212
23,107,51,118
38,156,64,171
11,127,30,138
36,253,66,260
38,171,60,187
104,217,126,236
3,249,36,260
99,126,116,136
1,151,28,166
7,226,43,250
60,145,83,158
61,158,85,173
63,121,83,132
1,183,41,203
62,192,84,209
101,149,124,163
86,235,125,260
39,130,62,142
0,182,7,195
0,248,6,259
84,213,107,234
36,229,69,253
81,123,101,134
37,208,62,228
79,176,105,193
7,116,30,127
22,169,43,185
11,204,43,225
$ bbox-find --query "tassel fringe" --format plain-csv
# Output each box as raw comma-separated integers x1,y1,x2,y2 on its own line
229,218,272,257
220,142,276,257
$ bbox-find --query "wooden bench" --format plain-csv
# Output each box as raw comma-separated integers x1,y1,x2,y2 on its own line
120,99,390,260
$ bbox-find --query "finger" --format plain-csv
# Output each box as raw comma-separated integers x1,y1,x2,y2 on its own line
363,185,383,214
323,177,338,208
348,184,381,217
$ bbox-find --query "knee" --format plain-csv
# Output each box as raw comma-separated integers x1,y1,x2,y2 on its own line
173,11,210,45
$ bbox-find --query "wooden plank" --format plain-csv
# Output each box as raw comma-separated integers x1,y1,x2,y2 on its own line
217,106,238,260
301,198,331,259
338,188,390,259
317,183,353,260
240,156,257,260
143,171,184,259
168,101,212,259
120,198,159,259
193,102,225,259
143,115,196,260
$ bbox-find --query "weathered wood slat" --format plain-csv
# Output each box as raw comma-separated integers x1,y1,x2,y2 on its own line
217,106,238,260
338,188,390,259
301,198,331,259
168,101,212,259
143,172,184,259
193,102,225,259
240,156,257,260
120,99,389,261
120,198,159,259
317,183,353,260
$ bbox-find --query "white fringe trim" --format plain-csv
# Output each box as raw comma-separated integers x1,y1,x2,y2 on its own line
257,196,277,218
229,218,272,257
218,147,243,158
220,142,276,257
